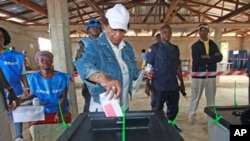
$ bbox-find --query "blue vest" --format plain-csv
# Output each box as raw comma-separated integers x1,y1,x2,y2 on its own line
81,37,93,46
27,71,70,114
0,51,24,96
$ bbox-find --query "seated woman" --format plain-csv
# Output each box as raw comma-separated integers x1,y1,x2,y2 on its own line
26,51,71,125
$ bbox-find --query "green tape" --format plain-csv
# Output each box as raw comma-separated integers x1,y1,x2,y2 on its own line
211,93,223,125
233,81,238,108
209,115,223,125
56,99,71,131
168,96,184,126
122,105,126,141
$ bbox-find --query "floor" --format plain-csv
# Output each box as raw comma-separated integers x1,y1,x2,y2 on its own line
16,75,249,141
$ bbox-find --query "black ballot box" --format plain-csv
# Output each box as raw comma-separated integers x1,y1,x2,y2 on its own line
57,111,184,141
204,105,250,141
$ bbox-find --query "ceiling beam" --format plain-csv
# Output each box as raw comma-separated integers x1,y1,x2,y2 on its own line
163,0,181,23
84,0,103,15
213,3,250,22
25,23,250,32
12,0,48,16
142,0,160,23
72,1,85,24
163,1,186,22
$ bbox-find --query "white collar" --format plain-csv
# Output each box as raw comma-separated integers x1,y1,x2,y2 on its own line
107,38,125,50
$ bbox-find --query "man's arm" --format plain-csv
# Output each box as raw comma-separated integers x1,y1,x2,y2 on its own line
192,44,214,66
75,41,85,61
21,64,30,97
0,68,18,110
209,42,223,63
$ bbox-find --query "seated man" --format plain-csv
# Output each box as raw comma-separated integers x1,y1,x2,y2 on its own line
25,51,71,140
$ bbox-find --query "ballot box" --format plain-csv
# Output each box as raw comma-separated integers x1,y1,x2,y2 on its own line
204,105,250,141
57,111,184,141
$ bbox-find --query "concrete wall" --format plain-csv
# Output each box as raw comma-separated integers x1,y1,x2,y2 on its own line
72,36,245,69
0,21,48,70
242,36,250,54
1,21,249,70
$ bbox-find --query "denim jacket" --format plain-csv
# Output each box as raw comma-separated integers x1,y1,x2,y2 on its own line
74,33,139,103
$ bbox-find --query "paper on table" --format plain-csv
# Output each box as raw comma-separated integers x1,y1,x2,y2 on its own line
13,105,44,123
99,92,123,117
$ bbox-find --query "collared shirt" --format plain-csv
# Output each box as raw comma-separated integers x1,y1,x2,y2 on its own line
108,39,129,109
163,42,171,49
147,42,180,91
200,39,209,55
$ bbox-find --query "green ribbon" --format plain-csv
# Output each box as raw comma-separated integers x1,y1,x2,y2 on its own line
168,96,184,126
122,105,126,141
233,81,238,108
56,99,71,131
210,93,223,125
209,115,223,125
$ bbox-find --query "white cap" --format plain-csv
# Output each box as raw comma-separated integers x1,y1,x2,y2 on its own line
198,24,209,31
105,4,130,31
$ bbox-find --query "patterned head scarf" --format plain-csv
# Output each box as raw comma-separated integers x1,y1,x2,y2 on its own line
35,51,54,63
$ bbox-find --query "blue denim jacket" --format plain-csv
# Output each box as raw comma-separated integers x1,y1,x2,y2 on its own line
74,33,139,103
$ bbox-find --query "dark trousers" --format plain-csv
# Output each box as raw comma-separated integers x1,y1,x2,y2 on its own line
151,88,179,121
82,83,91,112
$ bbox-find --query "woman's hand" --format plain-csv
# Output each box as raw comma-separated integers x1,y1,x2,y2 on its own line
54,112,61,123
99,78,121,100
23,88,30,97
92,72,121,100
7,88,20,110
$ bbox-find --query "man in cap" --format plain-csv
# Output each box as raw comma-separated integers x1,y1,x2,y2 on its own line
74,4,139,111
74,18,102,112
155,33,161,43
188,23,223,124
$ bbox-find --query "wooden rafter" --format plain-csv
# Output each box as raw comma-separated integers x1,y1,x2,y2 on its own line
162,1,186,22
142,0,160,23
72,1,85,24
12,0,48,16
0,0,247,37
84,0,103,15
213,3,250,23
163,0,181,23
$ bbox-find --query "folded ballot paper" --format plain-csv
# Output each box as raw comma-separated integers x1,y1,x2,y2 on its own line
132,70,145,93
132,64,152,93
99,92,123,117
